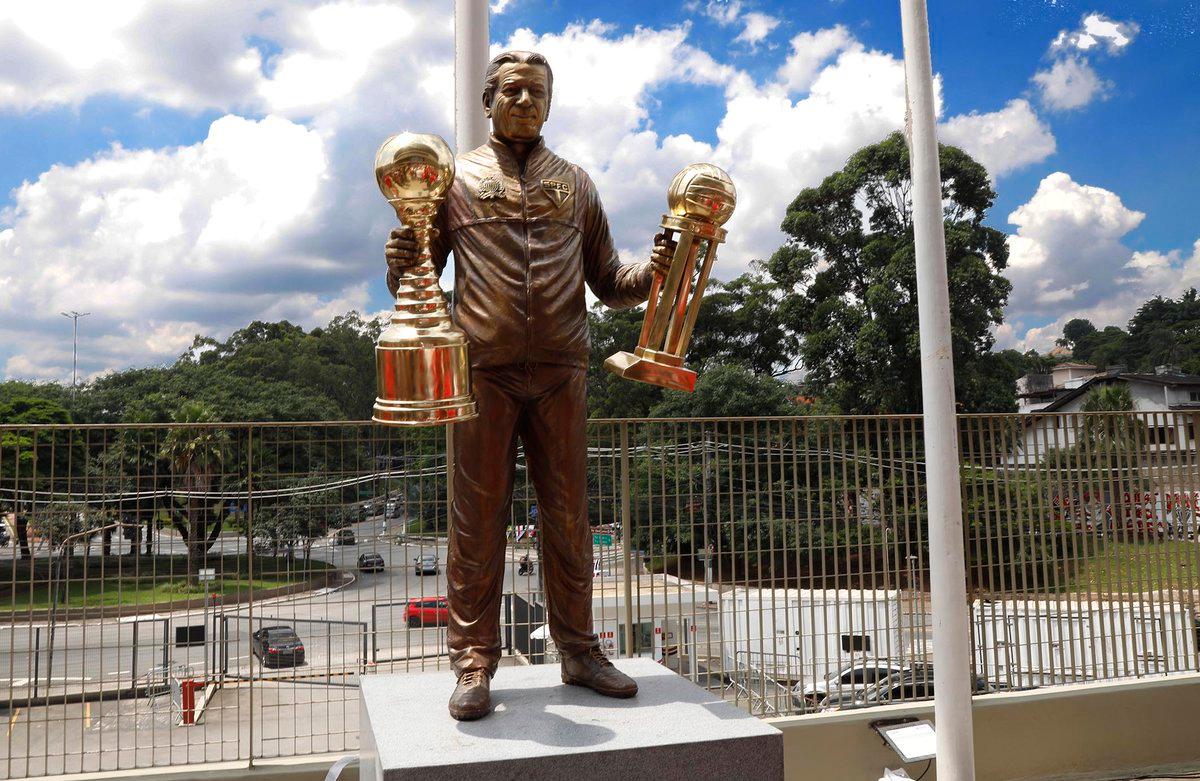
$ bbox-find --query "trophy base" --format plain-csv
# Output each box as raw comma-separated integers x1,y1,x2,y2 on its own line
604,350,697,393
374,338,477,427
372,395,478,426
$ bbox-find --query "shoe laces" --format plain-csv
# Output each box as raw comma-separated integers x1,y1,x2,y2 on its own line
587,646,613,667
461,669,486,686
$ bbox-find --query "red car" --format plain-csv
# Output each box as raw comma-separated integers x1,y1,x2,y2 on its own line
406,597,449,627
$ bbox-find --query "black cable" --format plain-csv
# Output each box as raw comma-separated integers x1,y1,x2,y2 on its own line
913,759,933,781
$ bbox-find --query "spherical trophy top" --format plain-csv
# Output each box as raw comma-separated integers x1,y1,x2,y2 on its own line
375,132,455,203
666,163,736,226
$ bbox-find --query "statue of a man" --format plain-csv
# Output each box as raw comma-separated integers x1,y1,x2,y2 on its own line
384,50,673,721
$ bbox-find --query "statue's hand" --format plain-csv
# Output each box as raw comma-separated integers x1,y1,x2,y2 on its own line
385,227,419,296
649,230,676,277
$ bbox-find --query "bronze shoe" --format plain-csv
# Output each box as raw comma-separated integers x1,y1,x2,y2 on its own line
561,646,638,698
448,669,492,721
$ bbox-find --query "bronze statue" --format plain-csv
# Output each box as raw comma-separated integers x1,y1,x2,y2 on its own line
383,50,674,721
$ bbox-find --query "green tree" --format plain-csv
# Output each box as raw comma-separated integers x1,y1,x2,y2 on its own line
767,131,1011,413
650,364,800,418
160,402,232,581
0,395,74,558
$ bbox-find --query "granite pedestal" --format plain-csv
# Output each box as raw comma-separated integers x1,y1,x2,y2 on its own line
359,658,783,781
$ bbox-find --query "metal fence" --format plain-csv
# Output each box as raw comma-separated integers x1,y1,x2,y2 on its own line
2,412,1199,777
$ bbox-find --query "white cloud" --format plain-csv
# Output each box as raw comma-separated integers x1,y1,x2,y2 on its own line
0,0,427,117
734,12,780,48
777,26,858,93
698,1,743,26
0,115,379,378
0,5,1060,379
1032,56,1108,111
0,1,265,112
938,99,1056,179
1051,13,1140,55
998,172,1200,352
490,0,514,13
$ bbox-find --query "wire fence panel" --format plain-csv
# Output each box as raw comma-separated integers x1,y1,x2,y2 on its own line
0,412,1198,777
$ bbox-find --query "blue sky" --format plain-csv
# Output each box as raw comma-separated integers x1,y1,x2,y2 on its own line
0,0,1197,381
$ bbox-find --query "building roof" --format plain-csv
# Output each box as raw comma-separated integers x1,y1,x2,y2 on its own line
1036,371,1200,413
1051,362,1097,370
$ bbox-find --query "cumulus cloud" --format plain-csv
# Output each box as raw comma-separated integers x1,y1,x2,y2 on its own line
734,12,781,48
0,115,369,378
1032,12,1137,113
0,4,1059,379
998,172,1200,352
696,1,744,27
777,26,858,93
1050,13,1140,55
0,0,455,379
1032,56,1109,111
938,99,1056,179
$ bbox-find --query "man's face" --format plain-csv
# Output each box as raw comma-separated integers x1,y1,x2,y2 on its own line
486,62,550,143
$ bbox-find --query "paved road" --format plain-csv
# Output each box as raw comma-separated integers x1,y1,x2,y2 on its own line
0,513,614,700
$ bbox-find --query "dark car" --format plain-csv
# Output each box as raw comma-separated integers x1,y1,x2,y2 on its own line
413,552,439,575
358,552,385,573
405,597,449,627
334,528,356,546
252,626,305,668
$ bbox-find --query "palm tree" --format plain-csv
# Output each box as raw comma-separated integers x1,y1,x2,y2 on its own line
160,402,231,582
1079,383,1143,533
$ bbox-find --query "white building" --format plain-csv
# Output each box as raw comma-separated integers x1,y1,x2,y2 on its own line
1009,365,1200,464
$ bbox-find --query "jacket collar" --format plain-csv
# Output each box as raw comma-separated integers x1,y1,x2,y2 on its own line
487,134,549,177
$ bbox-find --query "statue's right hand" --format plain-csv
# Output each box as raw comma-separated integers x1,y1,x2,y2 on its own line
385,227,419,272
385,227,419,295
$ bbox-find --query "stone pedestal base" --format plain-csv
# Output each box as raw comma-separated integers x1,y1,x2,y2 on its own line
359,658,782,781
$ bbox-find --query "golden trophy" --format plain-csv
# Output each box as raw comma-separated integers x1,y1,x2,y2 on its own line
372,132,477,426
604,163,736,392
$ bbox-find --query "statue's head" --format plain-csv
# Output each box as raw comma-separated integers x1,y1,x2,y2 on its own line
482,50,553,144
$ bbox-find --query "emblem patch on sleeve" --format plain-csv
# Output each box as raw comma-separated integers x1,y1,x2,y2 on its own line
541,178,572,208
477,174,506,200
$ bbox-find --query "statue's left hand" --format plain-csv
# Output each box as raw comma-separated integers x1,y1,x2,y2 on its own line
650,231,676,277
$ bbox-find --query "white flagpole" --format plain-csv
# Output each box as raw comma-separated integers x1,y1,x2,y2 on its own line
898,0,976,779
454,0,490,153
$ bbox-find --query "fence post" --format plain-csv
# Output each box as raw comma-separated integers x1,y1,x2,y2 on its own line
620,422,634,658
246,426,255,771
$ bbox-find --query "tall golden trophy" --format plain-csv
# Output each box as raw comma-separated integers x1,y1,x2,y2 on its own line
604,163,736,392
372,133,477,426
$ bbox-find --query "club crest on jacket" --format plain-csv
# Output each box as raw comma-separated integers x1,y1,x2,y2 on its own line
541,178,572,208
477,174,506,200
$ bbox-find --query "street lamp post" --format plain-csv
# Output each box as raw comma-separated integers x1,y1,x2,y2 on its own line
60,310,90,395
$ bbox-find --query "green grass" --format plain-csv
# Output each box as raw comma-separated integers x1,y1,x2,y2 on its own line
1065,539,1200,593
0,555,335,612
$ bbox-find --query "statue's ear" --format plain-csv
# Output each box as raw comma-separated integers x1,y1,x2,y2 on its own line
482,91,493,118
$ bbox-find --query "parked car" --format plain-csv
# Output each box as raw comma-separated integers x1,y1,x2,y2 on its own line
251,626,305,668
791,660,908,710
819,663,990,711
414,552,439,575
334,528,356,546
385,500,403,519
357,552,385,573
405,597,449,627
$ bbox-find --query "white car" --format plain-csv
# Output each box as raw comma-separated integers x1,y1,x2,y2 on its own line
791,661,907,710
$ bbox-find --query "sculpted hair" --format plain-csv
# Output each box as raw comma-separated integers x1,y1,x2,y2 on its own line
482,50,553,109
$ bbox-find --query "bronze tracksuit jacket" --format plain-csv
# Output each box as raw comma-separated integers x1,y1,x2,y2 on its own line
428,136,653,368
426,136,652,675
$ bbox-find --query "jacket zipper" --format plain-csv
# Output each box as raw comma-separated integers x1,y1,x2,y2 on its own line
520,161,532,358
